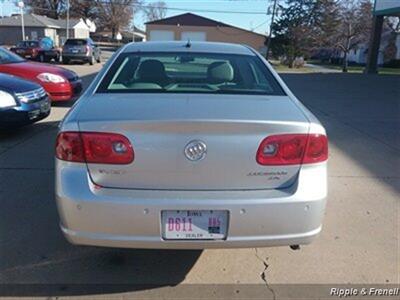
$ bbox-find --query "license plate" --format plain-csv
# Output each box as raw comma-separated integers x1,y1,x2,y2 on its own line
71,49,79,53
161,210,228,240
40,101,50,113
28,109,40,120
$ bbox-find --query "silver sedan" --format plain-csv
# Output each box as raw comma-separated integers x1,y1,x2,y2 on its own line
55,41,328,249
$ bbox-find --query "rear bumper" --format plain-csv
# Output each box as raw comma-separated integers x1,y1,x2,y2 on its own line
55,161,327,249
62,53,90,61
60,224,322,249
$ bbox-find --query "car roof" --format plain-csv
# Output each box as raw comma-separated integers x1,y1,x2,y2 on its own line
123,41,256,55
20,40,38,43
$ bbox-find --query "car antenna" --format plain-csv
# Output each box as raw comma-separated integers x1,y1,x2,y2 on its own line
185,39,191,48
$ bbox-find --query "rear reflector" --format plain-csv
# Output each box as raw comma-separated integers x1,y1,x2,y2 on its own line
56,132,134,164
256,134,328,165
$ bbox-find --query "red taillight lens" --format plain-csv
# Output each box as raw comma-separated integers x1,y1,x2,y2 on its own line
55,132,85,162
303,134,328,164
256,134,328,165
56,132,134,164
81,132,134,164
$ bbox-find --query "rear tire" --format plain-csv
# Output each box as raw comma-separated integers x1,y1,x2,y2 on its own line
96,55,101,63
39,54,45,63
89,55,94,65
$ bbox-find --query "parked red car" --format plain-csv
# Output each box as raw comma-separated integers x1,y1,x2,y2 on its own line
10,40,60,63
0,47,82,102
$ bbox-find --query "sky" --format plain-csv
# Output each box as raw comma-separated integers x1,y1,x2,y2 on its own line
1,0,273,35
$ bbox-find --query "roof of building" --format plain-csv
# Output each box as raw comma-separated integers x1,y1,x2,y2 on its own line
0,14,83,29
93,26,146,38
123,41,255,55
374,0,400,16
145,13,266,37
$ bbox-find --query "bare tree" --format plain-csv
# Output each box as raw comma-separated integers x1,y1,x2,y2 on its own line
386,16,400,32
143,0,167,22
334,0,373,72
25,0,66,19
68,0,98,19
94,0,141,38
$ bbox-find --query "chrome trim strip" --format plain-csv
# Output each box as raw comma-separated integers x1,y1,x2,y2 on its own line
15,87,47,103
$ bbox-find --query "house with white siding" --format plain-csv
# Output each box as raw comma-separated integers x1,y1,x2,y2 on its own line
0,14,96,47
347,30,400,65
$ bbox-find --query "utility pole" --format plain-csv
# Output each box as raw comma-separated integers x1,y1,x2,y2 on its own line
266,0,278,60
66,0,70,40
18,1,25,40
132,4,135,43
0,0,4,18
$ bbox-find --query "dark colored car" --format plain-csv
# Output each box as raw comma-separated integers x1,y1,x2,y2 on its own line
10,40,60,63
0,73,51,128
0,47,82,102
62,38,101,65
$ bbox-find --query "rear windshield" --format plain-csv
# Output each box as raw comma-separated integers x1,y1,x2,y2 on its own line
17,41,39,47
97,52,285,95
65,39,87,46
26,41,39,47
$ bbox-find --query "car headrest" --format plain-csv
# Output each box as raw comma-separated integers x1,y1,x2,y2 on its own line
207,61,234,84
137,59,166,81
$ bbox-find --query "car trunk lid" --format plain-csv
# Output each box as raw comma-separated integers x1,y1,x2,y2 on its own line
78,93,310,190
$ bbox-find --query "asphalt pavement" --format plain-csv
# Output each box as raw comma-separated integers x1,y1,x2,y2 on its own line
0,60,398,299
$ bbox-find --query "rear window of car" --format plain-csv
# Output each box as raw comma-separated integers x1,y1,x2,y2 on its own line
26,41,39,47
97,52,286,96
65,39,87,46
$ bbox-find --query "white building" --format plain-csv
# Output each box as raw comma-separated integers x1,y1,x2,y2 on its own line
0,14,96,46
347,31,400,65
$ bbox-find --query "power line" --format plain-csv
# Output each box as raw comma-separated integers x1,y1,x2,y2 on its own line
26,2,269,16
251,19,268,31
146,5,268,15
100,1,270,15
27,1,269,15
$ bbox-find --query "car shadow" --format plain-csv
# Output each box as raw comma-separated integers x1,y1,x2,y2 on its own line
0,68,202,296
51,71,99,108
0,120,202,296
281,73,400,194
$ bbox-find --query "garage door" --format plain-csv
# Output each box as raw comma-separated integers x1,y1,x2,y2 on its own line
181,31,206,41
149,30,174,41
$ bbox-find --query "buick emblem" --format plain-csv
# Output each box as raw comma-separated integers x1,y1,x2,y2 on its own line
184,140,207,161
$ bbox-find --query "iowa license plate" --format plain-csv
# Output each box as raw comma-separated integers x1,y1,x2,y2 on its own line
161,210,228,240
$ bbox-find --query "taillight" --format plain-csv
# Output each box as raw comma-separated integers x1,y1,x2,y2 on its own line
86,45,90,54
256,134,328,165
56,132,134,164
55,132,85,163
303,134,328,164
